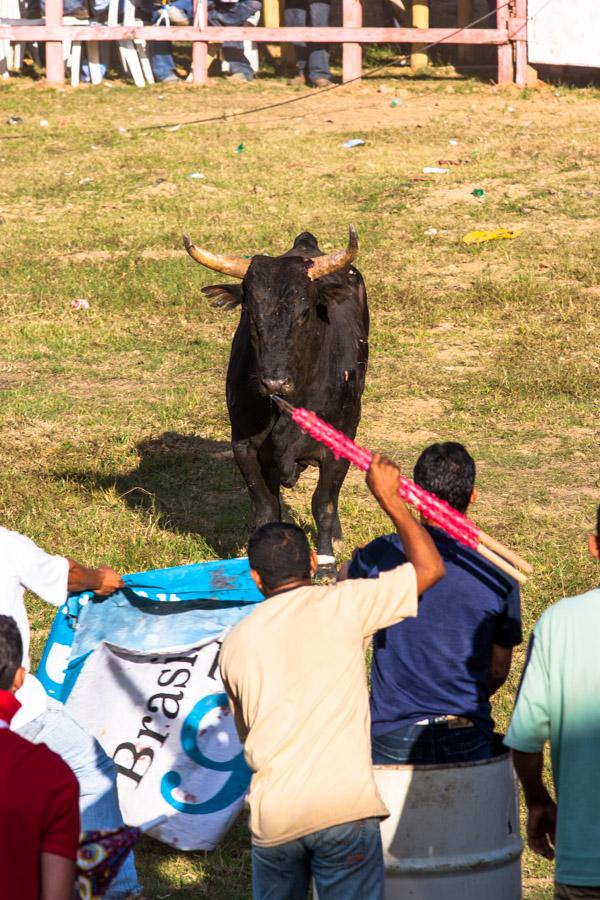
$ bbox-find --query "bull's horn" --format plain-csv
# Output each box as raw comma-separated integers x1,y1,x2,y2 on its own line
307,225,359,281
183,233,251,279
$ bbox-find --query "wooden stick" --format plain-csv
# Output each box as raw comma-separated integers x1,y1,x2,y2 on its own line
477,529,533,575
476,543,528,585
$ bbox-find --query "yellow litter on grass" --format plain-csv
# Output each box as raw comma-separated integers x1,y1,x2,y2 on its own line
462,229,521,245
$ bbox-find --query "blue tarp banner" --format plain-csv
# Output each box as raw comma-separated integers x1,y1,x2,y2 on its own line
37,557,264,851
38,557,263,701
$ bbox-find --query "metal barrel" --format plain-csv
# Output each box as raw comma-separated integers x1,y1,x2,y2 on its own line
374,749,523,899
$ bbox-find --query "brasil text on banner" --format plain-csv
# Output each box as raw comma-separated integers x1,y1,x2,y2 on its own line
37,558,264,850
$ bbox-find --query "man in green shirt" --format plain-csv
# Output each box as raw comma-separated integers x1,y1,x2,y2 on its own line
505,505,600,900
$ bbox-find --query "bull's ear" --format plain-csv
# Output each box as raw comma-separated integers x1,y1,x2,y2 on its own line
317,267,364,305
201,284,243,311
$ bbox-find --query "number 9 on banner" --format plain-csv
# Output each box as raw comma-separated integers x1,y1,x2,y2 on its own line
160,693,251,815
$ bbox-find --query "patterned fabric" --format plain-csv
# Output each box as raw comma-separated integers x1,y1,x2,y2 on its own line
76,827,140,899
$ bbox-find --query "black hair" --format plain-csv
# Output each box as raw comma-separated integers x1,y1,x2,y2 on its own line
0,616,23,691
413,442,476,515
248,522,311,593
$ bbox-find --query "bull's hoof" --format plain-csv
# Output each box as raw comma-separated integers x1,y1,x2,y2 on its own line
316,554,337,583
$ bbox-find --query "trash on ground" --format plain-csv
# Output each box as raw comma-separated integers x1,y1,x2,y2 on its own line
164,124,181,132
188,172,206,180
70,298,90,311
39,119,49,128
390,99,402,108
471,188,486,198
117,126,127,133
424,228,438,236
235,143,245,153
6,116,23,126
448,138,459,146
343,139,366,149
462,229,520,245
422,166,448,175
79,177,93,185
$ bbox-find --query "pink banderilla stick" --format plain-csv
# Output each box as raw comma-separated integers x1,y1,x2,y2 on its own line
272,397,532,583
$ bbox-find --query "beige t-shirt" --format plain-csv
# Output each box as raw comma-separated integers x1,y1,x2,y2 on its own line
219,564,418,847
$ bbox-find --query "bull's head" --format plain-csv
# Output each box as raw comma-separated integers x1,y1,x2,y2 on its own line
183,226,359,399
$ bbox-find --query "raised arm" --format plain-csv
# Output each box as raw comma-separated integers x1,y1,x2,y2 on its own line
366,454,445,594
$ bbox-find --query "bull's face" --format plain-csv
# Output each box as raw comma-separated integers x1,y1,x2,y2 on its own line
242,256,317,398
182,226,359,400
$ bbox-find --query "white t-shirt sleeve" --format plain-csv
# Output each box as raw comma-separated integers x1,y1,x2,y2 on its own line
6,529,69,607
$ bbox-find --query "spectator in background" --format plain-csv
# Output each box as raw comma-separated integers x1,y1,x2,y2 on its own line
284,0,332,87
0,525,141,899
38,0,108,21
148,0,262,84
384,0,409,30
505,506,600,900
0,615,80,900
220,455,444,899
342,442,522,765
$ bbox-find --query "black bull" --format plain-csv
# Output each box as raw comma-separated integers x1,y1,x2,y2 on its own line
183,227,369,564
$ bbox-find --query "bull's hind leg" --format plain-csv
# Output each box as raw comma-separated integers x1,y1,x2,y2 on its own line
312,456,351,575
232,439,281,529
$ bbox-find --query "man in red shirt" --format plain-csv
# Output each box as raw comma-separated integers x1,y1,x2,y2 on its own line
0,614,80,900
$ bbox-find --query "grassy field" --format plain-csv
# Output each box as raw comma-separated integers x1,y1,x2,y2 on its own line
1,66,599,898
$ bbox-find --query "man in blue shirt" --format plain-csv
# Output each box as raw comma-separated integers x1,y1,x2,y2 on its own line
344,442,522,764
505,507,600,899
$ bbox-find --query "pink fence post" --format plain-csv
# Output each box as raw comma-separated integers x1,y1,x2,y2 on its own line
496,0,512,83
191,0,208,85
513,0,528,86
45,0,64,84
342,0,362,83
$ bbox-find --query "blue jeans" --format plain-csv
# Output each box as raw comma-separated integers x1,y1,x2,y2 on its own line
16,700,141,899
283,0,331,83
252,817,384,900
150,0,261,82
40,0,109,14
372,720,493,766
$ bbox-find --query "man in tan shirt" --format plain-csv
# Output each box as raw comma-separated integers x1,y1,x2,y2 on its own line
220,454,445,900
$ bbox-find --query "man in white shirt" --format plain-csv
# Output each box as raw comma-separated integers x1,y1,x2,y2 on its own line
0,527,142,899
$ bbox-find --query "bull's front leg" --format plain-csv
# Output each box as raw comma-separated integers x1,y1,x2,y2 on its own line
312,455,350,574
232,439,281,528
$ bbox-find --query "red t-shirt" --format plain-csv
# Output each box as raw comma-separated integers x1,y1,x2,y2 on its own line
0,727,80,900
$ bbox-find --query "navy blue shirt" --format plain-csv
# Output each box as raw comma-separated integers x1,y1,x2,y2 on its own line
348,528,522,738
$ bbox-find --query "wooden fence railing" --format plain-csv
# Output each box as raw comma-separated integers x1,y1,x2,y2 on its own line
0,0,528,87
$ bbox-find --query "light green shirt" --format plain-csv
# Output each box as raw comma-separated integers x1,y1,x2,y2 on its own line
505,587,600,886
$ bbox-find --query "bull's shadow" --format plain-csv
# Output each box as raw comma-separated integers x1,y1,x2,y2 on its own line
66,432,298,559
119,433,248,556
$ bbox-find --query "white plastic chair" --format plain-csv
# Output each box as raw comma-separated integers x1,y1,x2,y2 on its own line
219,8,260,74
108,0,153,86
65,0,153,86
63,18,106,85
192,4,259,78
0,0,30,78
